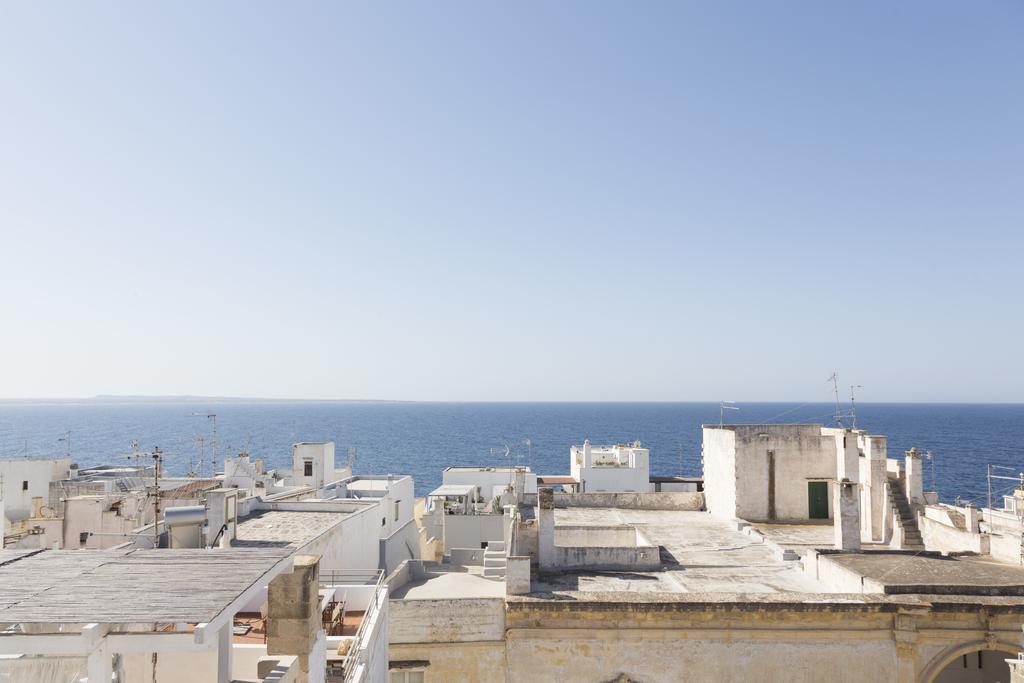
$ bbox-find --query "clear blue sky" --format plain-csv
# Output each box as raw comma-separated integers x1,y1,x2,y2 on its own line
1,2,1021,402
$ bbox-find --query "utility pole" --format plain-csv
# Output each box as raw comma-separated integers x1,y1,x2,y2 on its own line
152,447,162,550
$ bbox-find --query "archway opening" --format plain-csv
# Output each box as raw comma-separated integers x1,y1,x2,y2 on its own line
933,649,1011,683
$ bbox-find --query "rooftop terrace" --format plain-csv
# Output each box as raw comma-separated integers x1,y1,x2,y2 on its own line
532,508,824,595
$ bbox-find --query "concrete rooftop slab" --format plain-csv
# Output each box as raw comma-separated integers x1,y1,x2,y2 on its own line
823,551,1024,595
531,508,826,595
390,570,505,600
234,509,347,548
751,522,835,549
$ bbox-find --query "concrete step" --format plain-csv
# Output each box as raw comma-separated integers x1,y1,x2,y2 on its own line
484,557,507,568
486,541,506,552
483,567,506,579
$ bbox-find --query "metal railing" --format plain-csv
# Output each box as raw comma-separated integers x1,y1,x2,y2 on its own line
319,569,386,683
320,568,384,587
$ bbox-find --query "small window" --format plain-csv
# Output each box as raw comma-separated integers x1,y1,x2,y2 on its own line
390,672,425,683
22,480,28,491
303,460,313,477
395,500,400,522
382,517,386,527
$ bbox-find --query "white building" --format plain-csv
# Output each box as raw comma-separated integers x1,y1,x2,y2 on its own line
0,457,72,536
702,423,930,549
318,474,420,573
442,466,538,501
419,467,534,558
569,441,651,492
0,548,388,683
290,442,351,492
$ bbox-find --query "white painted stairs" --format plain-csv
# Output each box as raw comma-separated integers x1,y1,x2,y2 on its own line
483,541,507,580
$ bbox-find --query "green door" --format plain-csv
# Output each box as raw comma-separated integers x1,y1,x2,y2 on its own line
808,481,829,519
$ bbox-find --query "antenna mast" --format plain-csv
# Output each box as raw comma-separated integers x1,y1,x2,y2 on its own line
189,413,218,477
849,385,863,430
719,400,738,427
828,372,844,427
210,414,217,477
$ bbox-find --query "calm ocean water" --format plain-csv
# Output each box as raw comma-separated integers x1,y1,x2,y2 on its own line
0,401,1021,504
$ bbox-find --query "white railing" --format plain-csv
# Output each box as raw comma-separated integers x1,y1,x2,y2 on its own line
320,569,385,683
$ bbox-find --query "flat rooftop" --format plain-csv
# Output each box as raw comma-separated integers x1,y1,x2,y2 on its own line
0,548,291,624
531,508,825,595
823,551,1024,595
234,509,349,548
752,522,836,549
390,569,505,600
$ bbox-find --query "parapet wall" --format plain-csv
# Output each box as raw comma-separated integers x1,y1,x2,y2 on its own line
549,525,660,571
554,524,642,547
541,491,704,510
552,543,661,571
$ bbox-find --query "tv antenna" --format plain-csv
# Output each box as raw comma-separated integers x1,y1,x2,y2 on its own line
490,444,513,486
126,441,150,473
347,447,357,471
522,438,532,471
189,413,218,478
924,450,936,493
828,372,844,427
186,436,205,478
849,385,864,430
719,400,738,427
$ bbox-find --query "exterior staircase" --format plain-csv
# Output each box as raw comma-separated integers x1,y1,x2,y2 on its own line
889,479,924,549
482,541,507,580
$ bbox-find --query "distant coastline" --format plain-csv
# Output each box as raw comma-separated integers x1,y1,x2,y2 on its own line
0,396,1020,406
0,395,413,406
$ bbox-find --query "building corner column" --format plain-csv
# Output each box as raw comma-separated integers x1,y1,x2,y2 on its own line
538,487,554,571
894,609,922,683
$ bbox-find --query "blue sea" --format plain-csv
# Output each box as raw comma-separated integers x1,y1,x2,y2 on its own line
0,401,1021,505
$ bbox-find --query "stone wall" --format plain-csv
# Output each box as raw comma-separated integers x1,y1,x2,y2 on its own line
388,641,506,682
549,491,704,511
389,597,505,644
502,597,1024,683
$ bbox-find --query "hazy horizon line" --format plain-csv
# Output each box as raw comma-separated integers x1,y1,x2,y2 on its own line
0,394,1021,406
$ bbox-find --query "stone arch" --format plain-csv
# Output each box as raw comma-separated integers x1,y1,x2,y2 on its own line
919,638,1019,683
